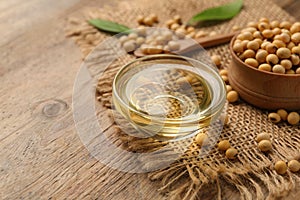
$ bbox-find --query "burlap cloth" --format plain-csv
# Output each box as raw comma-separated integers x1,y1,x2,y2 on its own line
66,0,300,199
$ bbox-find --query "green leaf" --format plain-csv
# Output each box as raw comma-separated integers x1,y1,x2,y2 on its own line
188,0,243,25
88,19,130,34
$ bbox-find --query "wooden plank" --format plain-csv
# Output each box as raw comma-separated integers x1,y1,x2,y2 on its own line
272,0,300,19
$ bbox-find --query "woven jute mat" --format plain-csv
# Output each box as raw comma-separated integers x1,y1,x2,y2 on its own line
66,0,300,199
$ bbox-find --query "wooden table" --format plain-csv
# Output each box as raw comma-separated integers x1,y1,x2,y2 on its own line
1,0,299,199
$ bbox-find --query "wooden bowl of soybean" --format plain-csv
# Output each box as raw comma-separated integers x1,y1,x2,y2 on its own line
229,33,300,110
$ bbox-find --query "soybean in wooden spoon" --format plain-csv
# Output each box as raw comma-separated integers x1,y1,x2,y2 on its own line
134,31,239,57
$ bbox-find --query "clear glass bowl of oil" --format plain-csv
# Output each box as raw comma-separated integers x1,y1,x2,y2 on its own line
112,55,226,141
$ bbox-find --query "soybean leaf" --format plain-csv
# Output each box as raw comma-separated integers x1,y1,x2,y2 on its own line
88,19,130,33
188,0,243,25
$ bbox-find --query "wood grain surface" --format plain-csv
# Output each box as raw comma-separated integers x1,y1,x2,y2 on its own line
0,0,299,199
0,0,159,199
273,0,300,20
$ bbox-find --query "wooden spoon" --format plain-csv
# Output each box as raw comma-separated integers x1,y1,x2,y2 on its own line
134,31,239,57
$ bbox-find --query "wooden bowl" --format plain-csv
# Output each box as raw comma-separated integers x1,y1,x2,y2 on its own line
228,35,300,110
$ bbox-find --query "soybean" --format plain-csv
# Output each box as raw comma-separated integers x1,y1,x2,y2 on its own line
277,109,288,121
258,140,272,152
274,160,287,175
195,133,208,146
218,140,231,151
288,160,300,172
227,91,239,103
225,148,238,159
256,132,270,143
287,112,300,125
268,113,281,123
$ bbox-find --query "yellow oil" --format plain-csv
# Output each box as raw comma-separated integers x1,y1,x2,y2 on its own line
113,63,217,141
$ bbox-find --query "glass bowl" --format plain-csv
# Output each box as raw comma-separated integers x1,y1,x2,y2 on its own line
112,54,226,141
